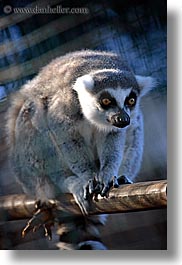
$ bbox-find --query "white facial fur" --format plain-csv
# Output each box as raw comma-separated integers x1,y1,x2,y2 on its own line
73,75,110,131
73,75,101,126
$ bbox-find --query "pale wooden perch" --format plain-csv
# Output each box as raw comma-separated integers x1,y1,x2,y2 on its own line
0,180,167,222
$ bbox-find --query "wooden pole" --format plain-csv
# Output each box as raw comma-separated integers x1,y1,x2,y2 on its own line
0,180,167,222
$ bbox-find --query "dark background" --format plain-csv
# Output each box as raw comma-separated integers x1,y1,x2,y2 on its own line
0,0,167,249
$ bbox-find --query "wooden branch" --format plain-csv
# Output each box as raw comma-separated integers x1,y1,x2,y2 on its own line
0,180,167,222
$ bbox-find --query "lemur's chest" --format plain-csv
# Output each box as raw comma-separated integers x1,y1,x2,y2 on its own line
78,120,96,146
78,120,99,158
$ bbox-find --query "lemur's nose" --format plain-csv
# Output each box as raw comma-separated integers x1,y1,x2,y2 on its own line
111,110,130,128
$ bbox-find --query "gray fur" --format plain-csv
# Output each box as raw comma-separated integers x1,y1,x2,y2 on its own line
6,50,155,249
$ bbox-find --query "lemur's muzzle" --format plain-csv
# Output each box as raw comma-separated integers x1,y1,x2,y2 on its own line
110,109,130,128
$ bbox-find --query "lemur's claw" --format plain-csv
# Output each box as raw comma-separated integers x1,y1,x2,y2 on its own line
109,176,120,188
100,185,110,197
44,223,53,240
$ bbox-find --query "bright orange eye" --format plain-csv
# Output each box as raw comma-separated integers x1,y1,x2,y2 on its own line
102,98,111,106
128,98,135,106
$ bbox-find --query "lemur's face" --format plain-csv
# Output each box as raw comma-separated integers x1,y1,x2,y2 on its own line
73,70,155,132
80,87,138,132
96,89,137,129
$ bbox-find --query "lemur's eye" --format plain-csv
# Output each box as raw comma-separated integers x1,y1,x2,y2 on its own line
101,98,112,106
99,92,116,109
125,92,137,107
128,98,135,106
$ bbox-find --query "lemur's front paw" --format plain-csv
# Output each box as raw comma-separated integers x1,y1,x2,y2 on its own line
72,176,133,213
21,200,57,240
92,175,133,197
83,178,103,199
117,175,133,185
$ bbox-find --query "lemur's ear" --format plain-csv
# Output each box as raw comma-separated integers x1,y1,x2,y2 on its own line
135,75,156,97
73,75,94,92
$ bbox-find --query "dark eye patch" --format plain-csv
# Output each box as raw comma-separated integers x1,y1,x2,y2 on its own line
98,92,117,109
124,91,137,108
